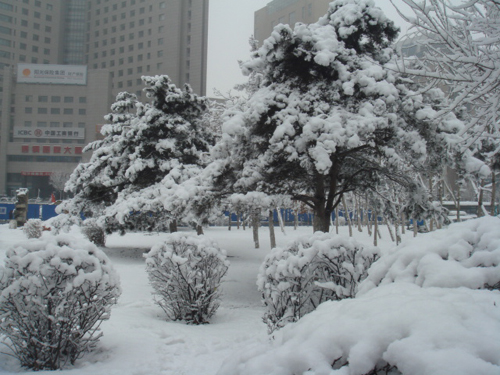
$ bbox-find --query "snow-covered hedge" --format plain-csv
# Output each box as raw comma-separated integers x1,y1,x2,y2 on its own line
258,232,380,333
0,235,121,370
22,218,43,239
81,218,106,247
358,216,500,294
217,284,500,375
145,234,229,324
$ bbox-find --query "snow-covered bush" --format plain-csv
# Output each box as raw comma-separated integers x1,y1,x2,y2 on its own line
22,218,43,239
49,212,82,234
217,284,500,375
145,234,229,324
358,216,500,294
81,218,106,247
258,233,380,333
0,235,121,370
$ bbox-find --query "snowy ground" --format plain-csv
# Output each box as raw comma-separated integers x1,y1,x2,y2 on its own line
3,221,496,374
0,222,405,374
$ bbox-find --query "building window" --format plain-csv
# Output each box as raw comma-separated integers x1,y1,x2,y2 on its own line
46,15,52,21
22,8,28,15
33,22,40,29
64,108,73,115
33,34,39,41
37,121,47,127
25,95,33,102
127,68,133,75
34,11,40,18
64,96,73,103
79,97,86,103
157,62,163,69
128,56,133,63
25,107,33,114
157,50,163,57
159,14,165,21
63,122,72,128
138,54,143,61
37,108,47,114
160,2,166,8
24,121,32,127
158,38,163,45
78,109,86,115
21,20,28,27
20,43,27,50
50,108,60,114
44,48,50,55
51,96,60,102
32,46,38,52
38,95,48,102
50,122,59,127
45,25,51,32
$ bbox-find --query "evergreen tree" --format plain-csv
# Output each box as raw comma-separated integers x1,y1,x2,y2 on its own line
208,0,483,232
62,76,213,233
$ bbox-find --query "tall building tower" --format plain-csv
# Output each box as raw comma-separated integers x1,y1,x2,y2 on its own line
87,0,208,98
0,0,209,198
254,0,331,45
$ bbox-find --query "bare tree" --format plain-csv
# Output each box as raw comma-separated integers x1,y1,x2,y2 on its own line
49,171,71,200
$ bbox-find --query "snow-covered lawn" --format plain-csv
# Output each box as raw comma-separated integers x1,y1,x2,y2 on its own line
1,220,499,374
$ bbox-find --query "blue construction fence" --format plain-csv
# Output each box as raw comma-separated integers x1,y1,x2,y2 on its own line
0,203,58,223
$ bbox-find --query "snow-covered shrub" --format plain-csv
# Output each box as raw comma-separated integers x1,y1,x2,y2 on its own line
81,218,106,247
49,212,82,234
0,235,121,370
358,216,500,295
22,218,43,239
218,284,500,375
145,234,229,324
258,232,380,333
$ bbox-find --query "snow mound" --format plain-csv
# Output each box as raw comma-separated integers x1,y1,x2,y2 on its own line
358,217,500,294
218,284,500,375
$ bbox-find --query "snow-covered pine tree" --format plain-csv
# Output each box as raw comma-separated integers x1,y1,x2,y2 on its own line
208,0,483,232
60,91,139,226
62,76,214,233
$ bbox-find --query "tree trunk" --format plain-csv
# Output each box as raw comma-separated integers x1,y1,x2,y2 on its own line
429,178,434,232
477,180,485,217
335,207,339,235
413,218,418,237
373,210,378,247
313,204,330,233
294,209,298,230
491,171,496,215
196,225,204,235
356,196,362,232
457,185,461,222
252,210,260,249
228,211,232,231
385,218,395,242
169,220,178,233
237,211,241,229
342,196,352,237
268,210,276,249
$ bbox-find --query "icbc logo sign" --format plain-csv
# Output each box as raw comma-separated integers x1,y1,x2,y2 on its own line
34,129,43,137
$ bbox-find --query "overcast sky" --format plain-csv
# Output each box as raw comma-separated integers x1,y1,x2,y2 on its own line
206,0,412,98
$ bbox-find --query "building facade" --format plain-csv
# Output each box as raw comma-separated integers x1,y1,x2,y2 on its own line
0,0,209,198
254,0,331,45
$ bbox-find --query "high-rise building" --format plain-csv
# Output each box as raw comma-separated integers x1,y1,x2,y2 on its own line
254,0,331,45
0,0,209,198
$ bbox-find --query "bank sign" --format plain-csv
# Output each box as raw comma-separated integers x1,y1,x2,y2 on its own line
14,127,85,140
17,64,87,85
